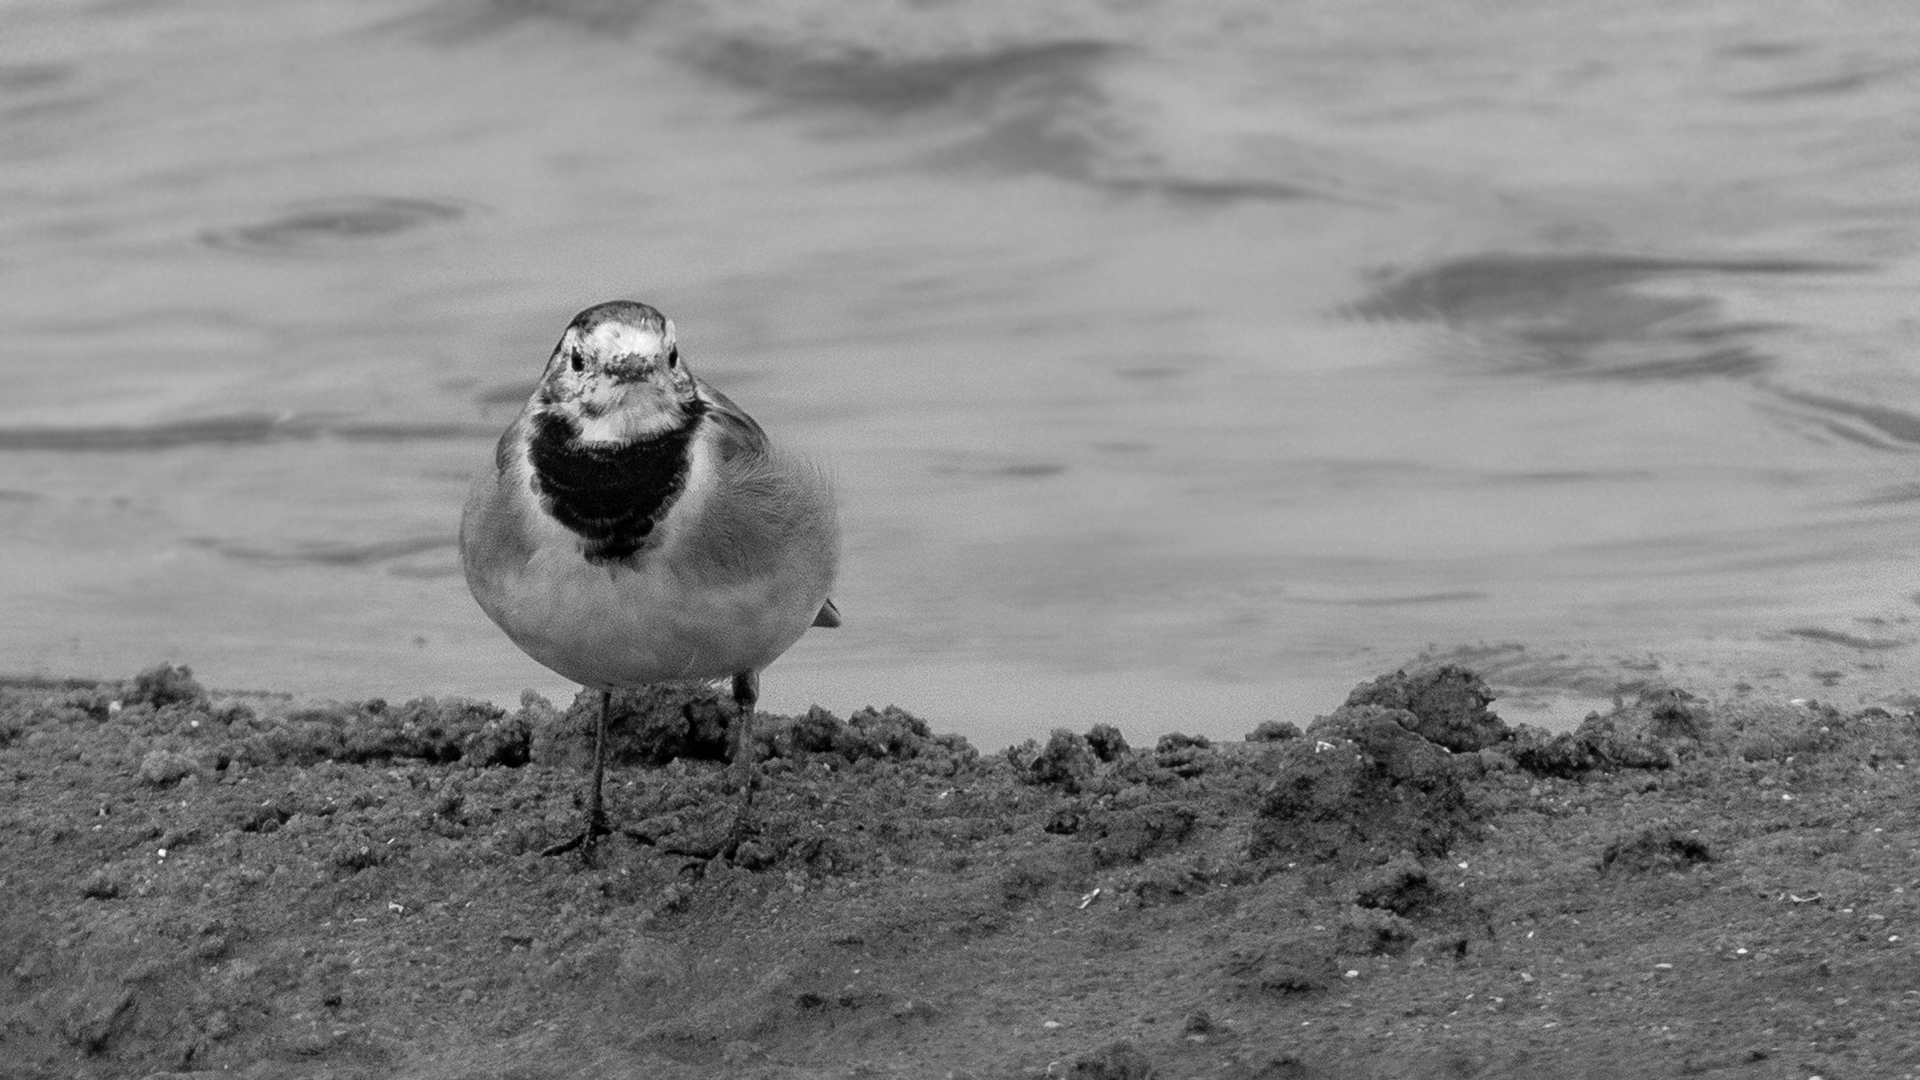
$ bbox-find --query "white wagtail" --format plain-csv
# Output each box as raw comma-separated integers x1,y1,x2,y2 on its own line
460,301,840,860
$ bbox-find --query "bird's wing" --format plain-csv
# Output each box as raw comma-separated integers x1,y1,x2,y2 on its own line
697,383,770,461
683,379,839,605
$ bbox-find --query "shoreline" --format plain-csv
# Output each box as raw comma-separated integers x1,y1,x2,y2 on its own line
8,623,1917,750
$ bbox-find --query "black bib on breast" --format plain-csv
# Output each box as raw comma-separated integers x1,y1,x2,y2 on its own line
528,405,703,564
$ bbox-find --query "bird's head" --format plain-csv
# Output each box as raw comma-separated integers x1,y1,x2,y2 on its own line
536,301,698,443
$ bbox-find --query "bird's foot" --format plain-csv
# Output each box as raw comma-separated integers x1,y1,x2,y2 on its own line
539,809,611,861
721,753,759,796
710,802,771,868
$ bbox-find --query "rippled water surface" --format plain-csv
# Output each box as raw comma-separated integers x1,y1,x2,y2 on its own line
6,0,1919,744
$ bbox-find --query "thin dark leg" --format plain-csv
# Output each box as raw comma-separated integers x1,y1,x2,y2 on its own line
721,671,760,862
582,689,611,863
729,671,760,806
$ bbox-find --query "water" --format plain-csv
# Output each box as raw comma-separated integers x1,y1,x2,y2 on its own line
5,0,1918,748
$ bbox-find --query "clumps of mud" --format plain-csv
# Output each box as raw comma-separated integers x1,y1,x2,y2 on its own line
994,663,1883,876
1249,705,1480,866
17,663,1895,882
124,663,209,709
1339,664,1508,752
1599,822,1713,875
1067,1040,1155,1079
528,684,977,777
7,662,1920,1079
23,669,978,799
36,665,528,777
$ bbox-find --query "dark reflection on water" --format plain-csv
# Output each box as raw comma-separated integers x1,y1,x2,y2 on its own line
331,421,499,442
475,382,538,406
1734,68,1906,101
189,536,455,567
1570,346,1770,383
202,197,470,255
399,0,666,39
1094,175,1321,203
0,60,92,146
932,461,1069,480
1344,252,1865,381
0,62,71,93
1487,470,1658,484
0,414,493,452
693,38,1117,115
1855,485,1920,507
398,3,1334,205
1785,627,1908,651
1348,252,1852,327
1764,386,1920,452
697,33,1329,204
0,414,310,451
697,34,1153,199
1316,591,1489,607
416,0,1327,209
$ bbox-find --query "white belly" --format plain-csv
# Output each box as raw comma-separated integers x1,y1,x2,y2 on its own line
485,541,819,688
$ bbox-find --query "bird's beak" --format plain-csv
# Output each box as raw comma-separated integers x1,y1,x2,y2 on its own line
602,355,659,385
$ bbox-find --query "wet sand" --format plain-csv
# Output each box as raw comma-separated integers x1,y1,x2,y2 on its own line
4,662,1918,1078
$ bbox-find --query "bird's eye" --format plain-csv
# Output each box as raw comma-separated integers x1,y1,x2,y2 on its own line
666,347,679,369
568,351,584,374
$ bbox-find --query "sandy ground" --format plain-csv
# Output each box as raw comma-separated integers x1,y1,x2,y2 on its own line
4,664,1920,1079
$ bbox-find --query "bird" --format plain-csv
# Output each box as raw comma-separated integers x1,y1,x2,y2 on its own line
460,300,840,862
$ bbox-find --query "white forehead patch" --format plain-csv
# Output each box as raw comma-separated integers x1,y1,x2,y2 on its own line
580,318,675,359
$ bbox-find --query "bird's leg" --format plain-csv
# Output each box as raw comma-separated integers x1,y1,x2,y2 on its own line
721,670,761,861
729,671,760,807
582,688,612,863
540,688,615,861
